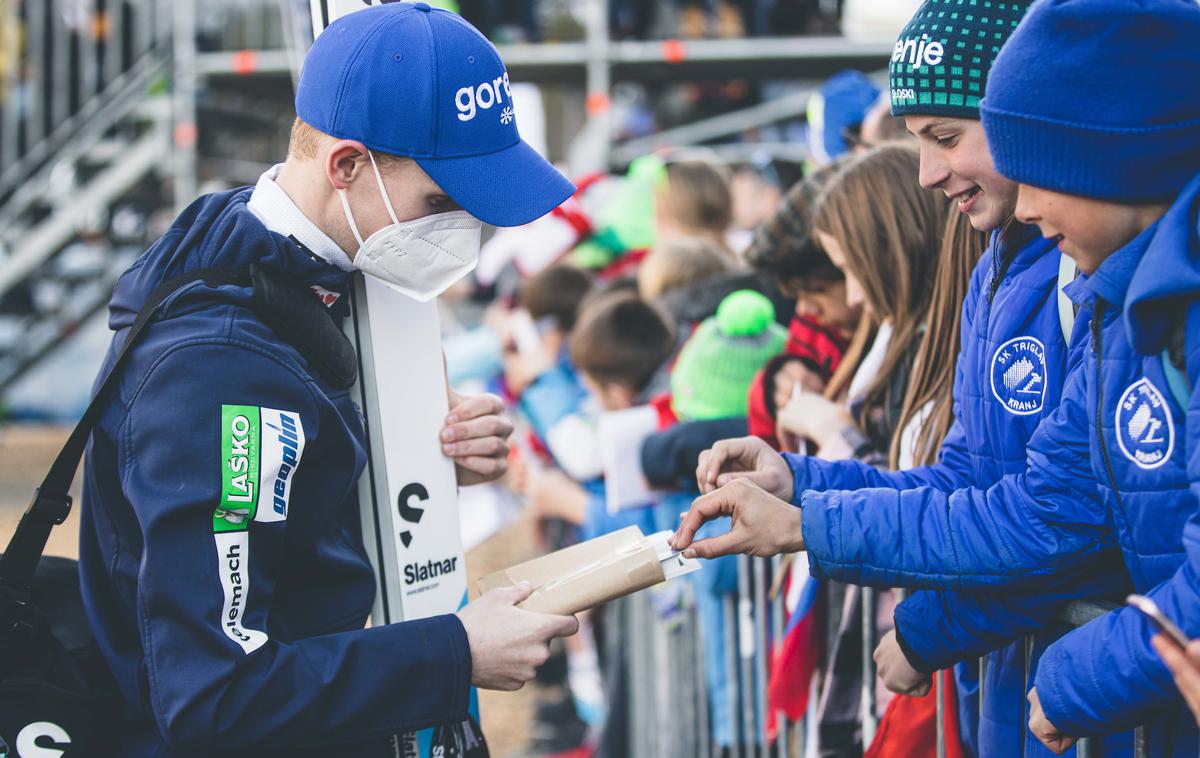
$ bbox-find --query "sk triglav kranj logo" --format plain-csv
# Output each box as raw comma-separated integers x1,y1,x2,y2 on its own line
1116,378,1175,470
990,336,1048,416
213,404,307,653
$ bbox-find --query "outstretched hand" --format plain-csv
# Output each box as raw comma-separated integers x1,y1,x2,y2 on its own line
695,436,795,499
670,478,804,559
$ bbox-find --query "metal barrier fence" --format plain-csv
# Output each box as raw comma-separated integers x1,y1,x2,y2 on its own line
616,558,1150,757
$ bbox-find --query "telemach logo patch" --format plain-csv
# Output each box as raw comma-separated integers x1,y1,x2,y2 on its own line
213,404,306,653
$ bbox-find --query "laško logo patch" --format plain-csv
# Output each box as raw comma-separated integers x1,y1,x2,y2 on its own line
1116,378,1175,470
990,336,1048,416
213,404,306,653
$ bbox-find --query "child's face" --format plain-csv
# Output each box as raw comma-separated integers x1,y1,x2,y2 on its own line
1014,185,1170,275
790,278,860,337
905,116,1017,233
580,372,637,412
815,231,872,318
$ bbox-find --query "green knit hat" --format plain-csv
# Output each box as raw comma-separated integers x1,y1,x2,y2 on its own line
671,290,787,421
889,0,1031,119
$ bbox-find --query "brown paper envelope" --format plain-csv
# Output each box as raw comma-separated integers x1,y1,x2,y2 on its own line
475,526,667,616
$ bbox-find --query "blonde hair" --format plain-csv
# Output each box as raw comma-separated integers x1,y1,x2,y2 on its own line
638,236,736,300
815,143,951,445
659,158,733,245
288,117,408,166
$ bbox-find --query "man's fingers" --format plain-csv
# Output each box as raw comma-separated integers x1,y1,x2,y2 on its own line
543,613,580,639
502,581,534,604
672,488,737,549
716,470,772,489
443,414,514,444
910,679,932,697
454,455,508,478
443,435,509,458
699,445,729,492
682,531,741,560
695,450,712,493
446,392,505,423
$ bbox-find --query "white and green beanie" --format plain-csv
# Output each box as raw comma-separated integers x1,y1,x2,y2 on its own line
671,290,787,422
889,0,1031,118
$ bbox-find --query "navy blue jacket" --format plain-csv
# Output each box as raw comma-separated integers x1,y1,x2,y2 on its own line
797,174,1200,752
78,190,471,756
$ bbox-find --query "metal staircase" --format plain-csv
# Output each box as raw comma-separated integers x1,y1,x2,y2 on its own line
0,0,175,395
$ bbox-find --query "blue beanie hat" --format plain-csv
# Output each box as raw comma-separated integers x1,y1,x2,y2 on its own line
981,0,1200,203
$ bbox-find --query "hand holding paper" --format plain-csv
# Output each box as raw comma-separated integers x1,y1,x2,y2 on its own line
476,527,700,616
456,582,580,692
671,478,805,559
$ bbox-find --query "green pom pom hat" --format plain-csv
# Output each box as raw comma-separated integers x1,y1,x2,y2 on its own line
671,290,787,421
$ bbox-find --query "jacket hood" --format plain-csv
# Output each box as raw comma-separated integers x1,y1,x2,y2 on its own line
1125,171,1200,355
108,188,353,332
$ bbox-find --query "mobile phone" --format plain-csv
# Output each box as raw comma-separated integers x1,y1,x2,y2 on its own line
1127,594,1191,648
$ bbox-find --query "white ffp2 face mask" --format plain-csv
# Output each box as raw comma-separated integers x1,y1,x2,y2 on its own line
338,150,482,302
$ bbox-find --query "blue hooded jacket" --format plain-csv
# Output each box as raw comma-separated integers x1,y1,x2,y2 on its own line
796,174,1200,753
1030,172,1200,745
78,189,471,756
778,226,1126,755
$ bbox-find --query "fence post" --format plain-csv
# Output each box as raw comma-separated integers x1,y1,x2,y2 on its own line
737,555,757,757
753,558,770,756
723,593,741,758
861,585,878,747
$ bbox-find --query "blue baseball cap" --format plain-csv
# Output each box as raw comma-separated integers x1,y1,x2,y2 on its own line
296,2,575,227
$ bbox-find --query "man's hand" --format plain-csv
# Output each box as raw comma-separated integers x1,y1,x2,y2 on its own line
695,436,795,499
1028,687,1077,754
443,389,514,486
456,583,580,691
874,629,931,696
670,478,803,559
1152,634,1200,724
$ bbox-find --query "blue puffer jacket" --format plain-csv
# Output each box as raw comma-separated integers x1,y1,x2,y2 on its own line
78,190,471,756
779,227,1126,755
1032,172,1200,746
797,174,1200,754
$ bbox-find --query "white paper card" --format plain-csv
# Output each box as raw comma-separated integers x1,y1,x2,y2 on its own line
599,405,659,514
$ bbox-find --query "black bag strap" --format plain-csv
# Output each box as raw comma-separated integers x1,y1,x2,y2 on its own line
0,267,250,602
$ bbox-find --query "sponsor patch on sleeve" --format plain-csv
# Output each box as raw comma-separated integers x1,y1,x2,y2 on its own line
212,404,306,653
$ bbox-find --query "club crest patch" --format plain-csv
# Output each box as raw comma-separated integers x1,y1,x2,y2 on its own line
1116,378,1175,470
990,336,1048,416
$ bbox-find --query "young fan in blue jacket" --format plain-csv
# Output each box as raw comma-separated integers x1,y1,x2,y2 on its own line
673,0,1200,753
78,5,580,754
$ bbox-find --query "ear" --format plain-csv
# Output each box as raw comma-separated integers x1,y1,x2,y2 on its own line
326,140,369,191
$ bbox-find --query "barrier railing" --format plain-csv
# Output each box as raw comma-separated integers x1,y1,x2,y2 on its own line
615,561,1153,757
